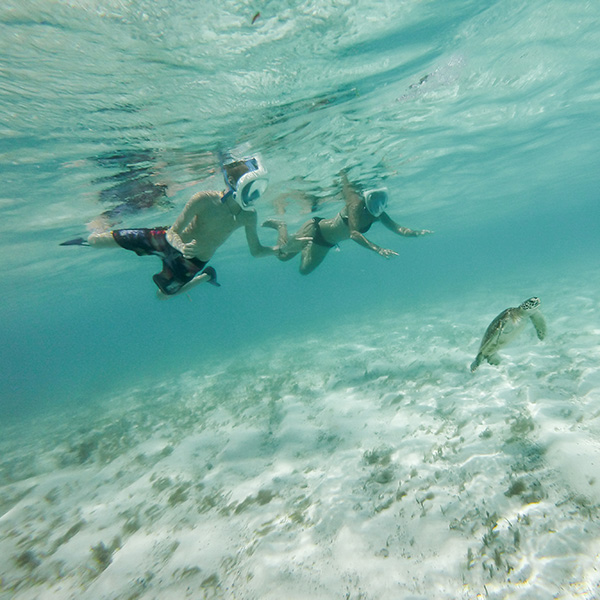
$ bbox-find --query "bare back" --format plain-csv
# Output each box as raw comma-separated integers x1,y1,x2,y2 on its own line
315,177,375,245
314,211,352,245
167,191,245,261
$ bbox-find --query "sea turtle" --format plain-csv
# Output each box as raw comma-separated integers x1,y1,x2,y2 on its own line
470,296,547,372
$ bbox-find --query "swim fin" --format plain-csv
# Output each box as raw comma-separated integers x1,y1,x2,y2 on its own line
204,266,220,287
60,237,89,247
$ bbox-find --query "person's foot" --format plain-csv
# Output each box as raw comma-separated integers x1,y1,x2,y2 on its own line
152,273,171,295
59,236,89,246
204,266,220,287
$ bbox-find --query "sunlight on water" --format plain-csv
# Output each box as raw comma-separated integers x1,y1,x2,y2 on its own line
1,0,599,598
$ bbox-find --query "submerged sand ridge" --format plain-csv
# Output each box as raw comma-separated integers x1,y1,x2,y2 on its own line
1,286,600,599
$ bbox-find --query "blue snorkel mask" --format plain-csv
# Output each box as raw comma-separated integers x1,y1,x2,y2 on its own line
363,188,389,217
221,155,268,210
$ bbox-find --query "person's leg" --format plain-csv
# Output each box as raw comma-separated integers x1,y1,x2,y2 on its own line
299,241,330,275
88,231,119,248
263,218,311,261
262,218,288,246
61,231,116,247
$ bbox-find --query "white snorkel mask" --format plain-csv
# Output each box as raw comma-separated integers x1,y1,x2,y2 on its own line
222,155,268,210
363,188,389,217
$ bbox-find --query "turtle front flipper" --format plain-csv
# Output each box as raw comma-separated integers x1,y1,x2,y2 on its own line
529,311,547,340
486,353,501,365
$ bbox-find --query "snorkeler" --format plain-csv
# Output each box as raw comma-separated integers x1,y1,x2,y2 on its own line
60,155,278,297
263,171,432,275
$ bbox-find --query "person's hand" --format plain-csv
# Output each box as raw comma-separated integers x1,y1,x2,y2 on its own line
182,240,197,258
401,227,433,237
378,247,398,258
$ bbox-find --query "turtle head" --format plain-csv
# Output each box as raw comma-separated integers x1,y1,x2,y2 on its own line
519,297,541,311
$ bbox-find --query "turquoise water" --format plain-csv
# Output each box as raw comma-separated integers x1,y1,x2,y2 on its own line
1,1,600,598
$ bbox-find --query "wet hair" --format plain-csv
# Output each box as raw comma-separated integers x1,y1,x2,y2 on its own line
223,161,250,189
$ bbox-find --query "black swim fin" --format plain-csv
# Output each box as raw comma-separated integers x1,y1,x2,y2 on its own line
204,266,220,287
60,237,89,247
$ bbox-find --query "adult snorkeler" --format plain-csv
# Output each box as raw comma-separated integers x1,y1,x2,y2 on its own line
263,171,432,275
60,155,277,297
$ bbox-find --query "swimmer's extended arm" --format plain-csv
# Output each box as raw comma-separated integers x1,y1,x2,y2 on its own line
240,210,278,257
380,212,433,237
349,229,398,258
340,171,397,258
345,201,398,258
340,170,362,205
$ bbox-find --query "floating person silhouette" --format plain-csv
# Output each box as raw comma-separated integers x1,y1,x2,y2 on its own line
61,155,277,297
87,150,176,232
263,171,432,275
470,296,547,372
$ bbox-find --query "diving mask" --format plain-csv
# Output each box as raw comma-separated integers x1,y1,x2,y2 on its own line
363,188,389,217
222,155,268,209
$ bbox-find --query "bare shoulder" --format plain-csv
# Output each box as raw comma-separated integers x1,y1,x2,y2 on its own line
188,190,221,205
344,188,364,210
344,198,364,222
184,190,222,213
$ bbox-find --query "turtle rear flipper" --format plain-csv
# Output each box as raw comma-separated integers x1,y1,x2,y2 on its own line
486,353,501,366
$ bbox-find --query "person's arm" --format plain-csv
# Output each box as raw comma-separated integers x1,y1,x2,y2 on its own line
379,212,433,237
240,210,278,257
340,172,398,258
349,227,399,258
344,203,398,258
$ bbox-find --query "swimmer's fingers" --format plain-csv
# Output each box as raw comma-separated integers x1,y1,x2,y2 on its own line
378,248,399,259
182,240,197,258
418,229,434,236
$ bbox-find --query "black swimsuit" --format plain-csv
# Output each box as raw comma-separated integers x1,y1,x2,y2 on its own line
112,228,208,295
311,217,336,248
311,213,373,249
340,213,373,234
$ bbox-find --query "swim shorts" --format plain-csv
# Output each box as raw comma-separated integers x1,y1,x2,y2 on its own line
112,228,208,295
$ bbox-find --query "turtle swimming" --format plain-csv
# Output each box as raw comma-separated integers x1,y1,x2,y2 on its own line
470,296,547,372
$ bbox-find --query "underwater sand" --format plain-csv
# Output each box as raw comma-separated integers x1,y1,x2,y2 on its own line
2,270,599,600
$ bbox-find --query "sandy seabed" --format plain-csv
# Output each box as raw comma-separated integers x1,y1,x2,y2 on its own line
1,282,600,600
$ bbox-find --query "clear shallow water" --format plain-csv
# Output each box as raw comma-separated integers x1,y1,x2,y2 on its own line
1,0,600,598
